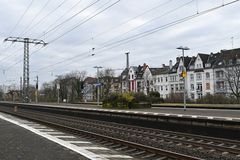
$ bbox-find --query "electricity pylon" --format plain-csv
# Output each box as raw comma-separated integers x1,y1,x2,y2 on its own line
4,37,47,103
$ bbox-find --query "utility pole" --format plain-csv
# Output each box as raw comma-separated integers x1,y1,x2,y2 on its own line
20,77,22,102
35,75,39,103
4,37,47,103
94,66,102,106
125,52,130,92
177,46,190,111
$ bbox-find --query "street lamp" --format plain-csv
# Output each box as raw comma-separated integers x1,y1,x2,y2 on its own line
177,46,190,111
94,66,103,106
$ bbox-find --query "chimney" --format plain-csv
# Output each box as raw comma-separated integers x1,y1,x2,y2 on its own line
169,60,173,69
143,63,148,70
162,64,165,68
176,57,180,62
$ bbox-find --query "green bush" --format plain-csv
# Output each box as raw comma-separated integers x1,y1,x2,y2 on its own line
149,91,160,98
103,92,151,109
196,94,237,104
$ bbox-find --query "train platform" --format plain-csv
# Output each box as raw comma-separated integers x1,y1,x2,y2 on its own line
0,112,133,160
29,102,240,120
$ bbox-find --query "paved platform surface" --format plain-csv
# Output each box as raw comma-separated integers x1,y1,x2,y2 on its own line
0,119,87,160
33,102,240,119
136,107,240,118
0,112,133,160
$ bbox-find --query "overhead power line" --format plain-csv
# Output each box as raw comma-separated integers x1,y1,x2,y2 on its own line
35,0,240,72
18,0,52,37
8,0,34,36
43,0,83,33
3,0,120,71
21,0,69,37
74,0,173,46
39,0,100,39
48,0,121,43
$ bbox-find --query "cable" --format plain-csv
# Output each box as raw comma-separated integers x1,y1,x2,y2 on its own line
21,0,69,37
3,0,117,71
42,0,83,34
100,0,194,47
18,0,52,37
39,0,100,39
48,0,121,43
35,0,240,72
8,0,34,36
73,0,173,46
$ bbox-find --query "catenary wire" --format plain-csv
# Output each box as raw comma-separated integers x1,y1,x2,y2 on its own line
35,0,240,72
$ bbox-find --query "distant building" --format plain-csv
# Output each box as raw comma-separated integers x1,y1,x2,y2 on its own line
83,77,96,101
118,48,240,100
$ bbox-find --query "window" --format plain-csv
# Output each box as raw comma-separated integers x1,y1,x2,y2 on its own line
216,70,224,78
206,72,210,79
175,84,178,91
179,66,184,72
190,84,194,91
171,84,174,91
165,85,168,91
206,83,210,90
132,75,134,79
165,77,168,82
179,84,184,90
196,73,202,80
197,93,203,99
158,77,160,82
161,86,163,91
191,93,195,99
197,83,202,91
216,81,224,90
190,74,194,81
161,77,163,82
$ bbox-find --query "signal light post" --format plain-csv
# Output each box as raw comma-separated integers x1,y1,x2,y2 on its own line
94,66,103,106
177,46,190,111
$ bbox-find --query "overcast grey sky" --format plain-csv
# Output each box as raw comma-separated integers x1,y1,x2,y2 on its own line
0,0,240,87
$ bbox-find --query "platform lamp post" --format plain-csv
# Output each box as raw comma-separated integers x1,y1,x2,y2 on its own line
94,66,103,106
177,46,190,111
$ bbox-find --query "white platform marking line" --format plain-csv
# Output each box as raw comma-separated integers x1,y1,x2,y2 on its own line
66,141,91,144
81,147,110,150
0,115,108,160
55,135,76,138
207,116,214,119
43,132,65,135
37,129,55,132
99,154,132,158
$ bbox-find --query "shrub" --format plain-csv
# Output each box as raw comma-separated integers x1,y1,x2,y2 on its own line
196,94,237,104
103,92,151,109
148,91,160,98
133,92,150,103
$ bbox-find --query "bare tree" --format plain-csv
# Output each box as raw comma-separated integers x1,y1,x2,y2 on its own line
225,65,240,103
99,68,115,98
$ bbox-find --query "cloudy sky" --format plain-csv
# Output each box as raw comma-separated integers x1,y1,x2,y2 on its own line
0,0,240,87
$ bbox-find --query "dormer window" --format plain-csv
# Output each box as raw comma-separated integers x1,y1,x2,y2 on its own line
205,63,211,67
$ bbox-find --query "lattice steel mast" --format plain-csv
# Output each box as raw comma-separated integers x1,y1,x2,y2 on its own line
4,37,47,102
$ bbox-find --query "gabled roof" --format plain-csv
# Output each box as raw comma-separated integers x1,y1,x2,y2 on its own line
169,56,192,73
149,66,169,75
84,77,96,84
198,53,209,67
212,48,240,68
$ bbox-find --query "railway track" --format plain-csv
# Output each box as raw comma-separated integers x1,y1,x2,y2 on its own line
0,105,239,160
